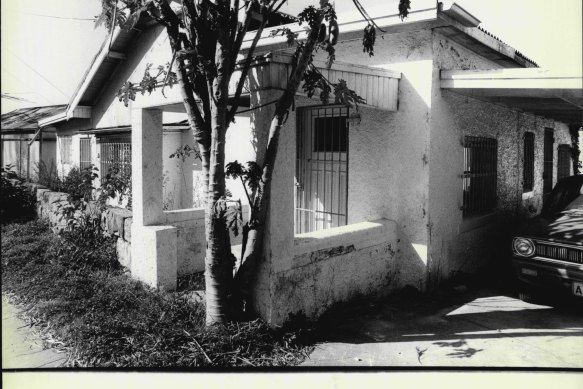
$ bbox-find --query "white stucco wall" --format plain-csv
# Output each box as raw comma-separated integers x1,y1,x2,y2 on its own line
245,30,439,324
316,30,435,291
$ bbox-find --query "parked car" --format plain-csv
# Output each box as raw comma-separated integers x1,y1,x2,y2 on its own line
512,175,583,303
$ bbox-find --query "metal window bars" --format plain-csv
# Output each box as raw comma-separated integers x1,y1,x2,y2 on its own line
462,136,498,218
97,136,131,181
79,138,92,171
295,106,349,234
523,132,535,192
60,136,72,164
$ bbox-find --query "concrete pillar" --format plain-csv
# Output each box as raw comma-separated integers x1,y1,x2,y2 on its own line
130,225,178,290
130,108,177,291
132,108,164,226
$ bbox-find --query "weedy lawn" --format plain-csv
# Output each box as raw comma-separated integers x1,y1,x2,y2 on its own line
1,219,314,367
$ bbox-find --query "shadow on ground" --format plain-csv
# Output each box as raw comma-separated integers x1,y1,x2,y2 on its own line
303,281,583,367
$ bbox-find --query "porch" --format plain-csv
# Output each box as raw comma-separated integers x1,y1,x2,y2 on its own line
128,55,407,324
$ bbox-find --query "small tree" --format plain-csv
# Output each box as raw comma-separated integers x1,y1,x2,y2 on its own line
98,0,411,325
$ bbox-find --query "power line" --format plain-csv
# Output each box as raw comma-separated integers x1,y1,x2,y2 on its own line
1,67,57,105
5,9,95,21
5,48,70,100
1,93,38,104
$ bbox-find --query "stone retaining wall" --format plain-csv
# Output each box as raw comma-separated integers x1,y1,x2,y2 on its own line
22,182,134,269
21,182,206,277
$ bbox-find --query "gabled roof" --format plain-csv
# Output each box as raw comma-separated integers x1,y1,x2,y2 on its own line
40,6,297,128
39,12,158,128
1,105,66,132
47,1,542,128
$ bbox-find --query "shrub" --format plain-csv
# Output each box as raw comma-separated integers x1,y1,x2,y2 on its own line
35,160,60,191
1,165,35,223
97,164,132,210
45,213,120,271
59,166,98,204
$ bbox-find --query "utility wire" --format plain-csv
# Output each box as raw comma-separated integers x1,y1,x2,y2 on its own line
5,9,95,21
5,48,69,99
1,67,56,105
1,93,38,104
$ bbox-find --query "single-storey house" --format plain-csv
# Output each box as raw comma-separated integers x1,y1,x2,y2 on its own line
35,0,582,325
1,105,63,179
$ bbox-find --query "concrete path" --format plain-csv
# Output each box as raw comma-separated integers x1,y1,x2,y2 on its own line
301,288,583,367
2,296,67,368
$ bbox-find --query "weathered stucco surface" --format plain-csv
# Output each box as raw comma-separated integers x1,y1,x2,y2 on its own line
246,29,438,324
325,30,436,292
428,31,574,285
273,219,398,323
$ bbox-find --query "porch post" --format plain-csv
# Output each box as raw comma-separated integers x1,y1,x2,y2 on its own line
130,108,177,291
132,108,164,226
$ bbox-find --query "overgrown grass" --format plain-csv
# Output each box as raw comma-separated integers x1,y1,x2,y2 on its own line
1,220,314,367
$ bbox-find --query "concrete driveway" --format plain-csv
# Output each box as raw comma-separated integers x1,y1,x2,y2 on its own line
301,287,583,367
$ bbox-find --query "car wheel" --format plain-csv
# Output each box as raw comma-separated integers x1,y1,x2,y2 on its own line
518,291,535,303
517,283,538,304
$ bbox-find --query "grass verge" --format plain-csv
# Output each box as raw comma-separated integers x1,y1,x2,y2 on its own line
1,219,314,367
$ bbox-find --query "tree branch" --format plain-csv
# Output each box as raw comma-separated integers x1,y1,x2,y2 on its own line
227,4,269,122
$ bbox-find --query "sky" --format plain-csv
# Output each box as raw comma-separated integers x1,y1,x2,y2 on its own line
2,0,582,114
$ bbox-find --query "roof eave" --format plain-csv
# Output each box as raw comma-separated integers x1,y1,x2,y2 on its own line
39,106,92,127
241,5,442,52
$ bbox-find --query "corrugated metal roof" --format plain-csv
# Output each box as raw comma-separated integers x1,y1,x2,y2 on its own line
1,105,67,131
477,25,538,67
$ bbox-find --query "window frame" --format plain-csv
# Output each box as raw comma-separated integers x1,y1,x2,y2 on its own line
523,132,535,192
59,136,73,164
462,135,498,218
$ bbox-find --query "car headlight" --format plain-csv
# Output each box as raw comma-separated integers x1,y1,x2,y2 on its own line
513,237,535,257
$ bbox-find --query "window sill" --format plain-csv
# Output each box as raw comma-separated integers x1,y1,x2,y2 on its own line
292,219,397,269
458,212,496,234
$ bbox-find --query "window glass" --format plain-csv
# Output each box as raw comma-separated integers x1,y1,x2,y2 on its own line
523,132,534,192
313,117,347,152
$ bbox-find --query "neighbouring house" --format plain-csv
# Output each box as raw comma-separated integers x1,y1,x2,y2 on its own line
29,0,582,326
1,105,64,179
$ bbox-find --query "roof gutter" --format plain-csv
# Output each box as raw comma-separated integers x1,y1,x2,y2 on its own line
439,2,480,27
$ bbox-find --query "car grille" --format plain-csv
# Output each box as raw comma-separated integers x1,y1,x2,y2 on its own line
535,243,583,265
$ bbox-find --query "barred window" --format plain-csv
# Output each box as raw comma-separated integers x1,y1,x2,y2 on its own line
462,136,498,217
97,136,131,182
79,138,92,170
60,136,72,164
558,144,571,181
523,132,535,192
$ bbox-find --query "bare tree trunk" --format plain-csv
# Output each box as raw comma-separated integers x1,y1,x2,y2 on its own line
236,11,324,308
204,13,234,325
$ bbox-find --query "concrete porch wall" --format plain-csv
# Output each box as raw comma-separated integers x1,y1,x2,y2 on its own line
272,219,399,324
